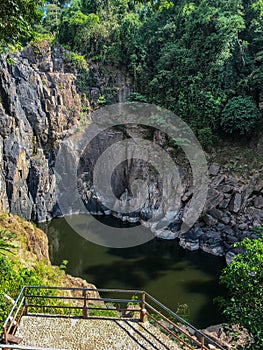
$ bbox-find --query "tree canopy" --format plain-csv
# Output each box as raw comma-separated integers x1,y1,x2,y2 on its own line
0,0,44,52
219,228,263,348
0,0,262,141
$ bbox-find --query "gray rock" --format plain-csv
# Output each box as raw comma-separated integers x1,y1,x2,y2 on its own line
238,223,248,230
229,193,242,213
203,213,218,226
225,247,244,264
218,197,231,209
208,208,223,219
254,195,263,209
179,227,203,251
225,235,239,244
199,232,225,256
217,184,233,193
209,163,220,176
204,188,224,211
220,215,231,225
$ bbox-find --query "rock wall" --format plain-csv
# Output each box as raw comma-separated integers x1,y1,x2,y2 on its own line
0,41,82,221
180,163,263,261
0,41,262,261
0,42,131,222
76,126,263,260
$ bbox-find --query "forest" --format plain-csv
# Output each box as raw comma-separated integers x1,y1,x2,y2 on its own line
1,0,263,147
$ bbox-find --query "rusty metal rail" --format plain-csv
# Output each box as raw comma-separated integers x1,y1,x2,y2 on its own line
2,287,26,345
0,345,66,350
2,286,226,350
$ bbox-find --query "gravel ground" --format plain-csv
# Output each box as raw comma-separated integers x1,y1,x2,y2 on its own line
16,316,181,349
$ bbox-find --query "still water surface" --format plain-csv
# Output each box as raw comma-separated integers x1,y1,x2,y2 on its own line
40,216,226,328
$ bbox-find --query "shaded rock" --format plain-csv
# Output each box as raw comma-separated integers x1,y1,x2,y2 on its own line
220,215,231,225
238,223,248,230
199,232,225,256
254,195,263,208
203,213,218,226
179,227,203,251
209,163,220,176
225,235,239,244
217,184,233,193
204,189,224,211
208,208,223,220
218,197,231,209
229,193,242,213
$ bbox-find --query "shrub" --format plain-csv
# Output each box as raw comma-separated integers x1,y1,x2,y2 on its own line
128,92,148,103
197,127,215,150
221,96,261,134
218,229,263,348
64,51,89,73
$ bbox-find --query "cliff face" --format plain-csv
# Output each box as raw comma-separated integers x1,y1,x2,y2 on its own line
0,41,262,259
0,42,132,222
0,42,82,221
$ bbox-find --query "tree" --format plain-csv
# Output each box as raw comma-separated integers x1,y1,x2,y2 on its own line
135,0,173,11
221,96,261,134
0,0,43,52
219,229,263,348
42,3,61,34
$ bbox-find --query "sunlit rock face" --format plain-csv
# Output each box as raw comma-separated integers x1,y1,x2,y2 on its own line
0,42,132,222
0,42,81,221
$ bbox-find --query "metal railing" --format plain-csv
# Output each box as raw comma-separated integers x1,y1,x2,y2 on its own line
2,286,226,350
0,345,66,350
2,287,26,345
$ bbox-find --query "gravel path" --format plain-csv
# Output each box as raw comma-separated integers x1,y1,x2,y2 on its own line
16,316,181,350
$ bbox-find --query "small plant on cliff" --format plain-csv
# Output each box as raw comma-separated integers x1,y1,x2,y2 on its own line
64,51,89,73
217,230,263,348
97,95,107,106
0,229,16,255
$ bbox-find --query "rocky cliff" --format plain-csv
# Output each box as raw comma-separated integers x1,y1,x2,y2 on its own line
0,41,131,222
0,41,262,260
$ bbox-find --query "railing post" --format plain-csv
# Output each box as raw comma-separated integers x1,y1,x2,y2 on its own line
3,326,7,344
201,335,205,349
140,292,147,323
82,289,88,319
23,288,27,316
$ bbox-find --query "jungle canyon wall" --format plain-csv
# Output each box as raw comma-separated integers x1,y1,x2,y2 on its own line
0,42,263,261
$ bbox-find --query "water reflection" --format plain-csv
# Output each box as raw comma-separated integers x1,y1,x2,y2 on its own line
40,216,226,328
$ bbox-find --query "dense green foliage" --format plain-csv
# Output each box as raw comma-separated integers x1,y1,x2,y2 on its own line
1,0,262,138
219,228,263,348
38,0,262,139
221,96,261,134
0,0,43,52
0,257,44,324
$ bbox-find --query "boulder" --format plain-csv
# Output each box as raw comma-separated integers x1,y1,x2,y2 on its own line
254,195,263,209
199,232,225,256
229,193,242,213
203,213,218,226
209,163,221,176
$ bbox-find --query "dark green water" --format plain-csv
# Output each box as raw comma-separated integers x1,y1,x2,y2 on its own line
40,216,226,328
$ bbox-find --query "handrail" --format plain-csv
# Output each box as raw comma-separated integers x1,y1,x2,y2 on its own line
0,345,67,350
3,287,25,329
144,291,224,349
2,286,227,350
